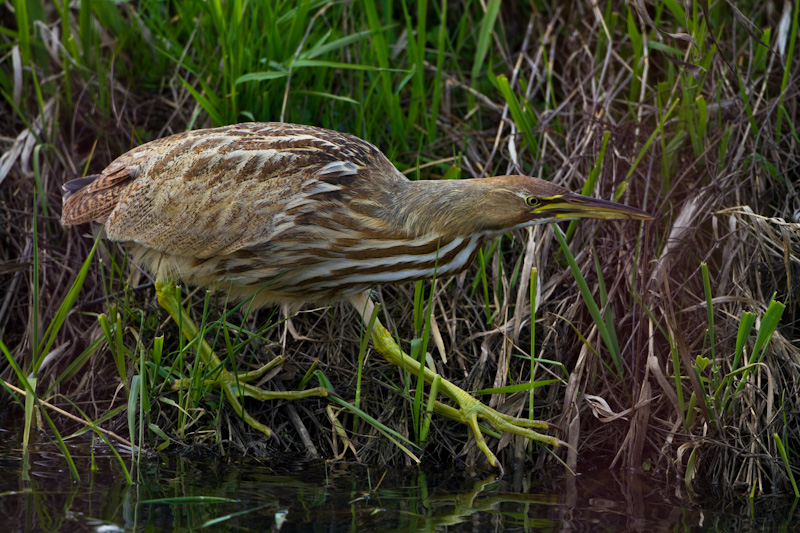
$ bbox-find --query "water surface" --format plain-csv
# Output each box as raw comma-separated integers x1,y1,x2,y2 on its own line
0,440,796,531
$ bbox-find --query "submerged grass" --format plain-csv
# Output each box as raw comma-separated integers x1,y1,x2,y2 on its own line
1,0,799,494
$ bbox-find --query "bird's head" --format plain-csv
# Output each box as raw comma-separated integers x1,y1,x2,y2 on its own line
470,175,653,232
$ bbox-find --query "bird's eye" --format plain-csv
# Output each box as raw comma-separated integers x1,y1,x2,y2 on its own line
525,196,540,208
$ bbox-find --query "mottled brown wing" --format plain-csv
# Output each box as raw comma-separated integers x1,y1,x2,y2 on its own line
63,123,403,260
61,167,135,225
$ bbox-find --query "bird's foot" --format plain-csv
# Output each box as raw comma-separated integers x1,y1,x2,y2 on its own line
432,393,562,468
170,365,329,438
172,352,284,387
156,279,328,438
368,315,563,468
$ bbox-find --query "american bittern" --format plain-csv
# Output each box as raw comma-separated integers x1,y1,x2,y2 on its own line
62,122,651,467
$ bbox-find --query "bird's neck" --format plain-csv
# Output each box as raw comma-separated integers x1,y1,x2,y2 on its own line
383,178,506,238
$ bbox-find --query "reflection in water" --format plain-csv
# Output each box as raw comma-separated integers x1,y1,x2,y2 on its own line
0,440,797,531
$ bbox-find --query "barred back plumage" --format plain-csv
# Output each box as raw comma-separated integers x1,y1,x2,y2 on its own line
62,122,650,307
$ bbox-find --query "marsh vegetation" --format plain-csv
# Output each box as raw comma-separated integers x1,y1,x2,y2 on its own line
1,0,798,499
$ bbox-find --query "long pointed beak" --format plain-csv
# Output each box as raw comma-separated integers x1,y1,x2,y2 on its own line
540,193,653,221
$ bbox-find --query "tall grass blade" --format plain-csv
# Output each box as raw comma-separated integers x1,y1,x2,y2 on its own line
554,226,623,377
23,376,36,448
700,263,717,387
128,375,141,454
471,0,501,104
734,297,786,396
529,267,537,420
775,0,799,138
353,302,380,432
774,432,800,498
38,235,102,367
732,311,756,372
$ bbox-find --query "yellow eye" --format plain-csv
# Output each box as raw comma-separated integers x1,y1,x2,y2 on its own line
525,196,540,208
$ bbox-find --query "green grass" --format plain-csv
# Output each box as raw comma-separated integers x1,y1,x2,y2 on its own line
1,0,798,493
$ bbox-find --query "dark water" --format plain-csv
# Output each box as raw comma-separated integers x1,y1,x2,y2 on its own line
0,440,797,532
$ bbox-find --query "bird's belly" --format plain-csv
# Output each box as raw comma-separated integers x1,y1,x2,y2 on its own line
275,234,483,296
130,234,483,305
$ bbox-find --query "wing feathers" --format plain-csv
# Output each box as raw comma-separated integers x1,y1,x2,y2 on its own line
61,167,135,225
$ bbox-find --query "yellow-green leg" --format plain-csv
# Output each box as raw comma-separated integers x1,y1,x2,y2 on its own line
348,292,563,468
156,279,329,437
